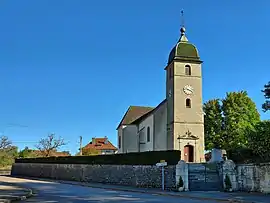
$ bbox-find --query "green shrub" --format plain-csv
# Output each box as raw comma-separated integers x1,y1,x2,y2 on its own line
227,147,258,164
178,176,184,188
15,150,181,165
224,174,232,190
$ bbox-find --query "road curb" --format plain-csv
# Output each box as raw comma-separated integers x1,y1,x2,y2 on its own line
9,176,252,203
0,188,33,203
12,188,33,202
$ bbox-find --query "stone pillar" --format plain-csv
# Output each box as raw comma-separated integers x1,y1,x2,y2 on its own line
222,159,238,191
176,160,189,191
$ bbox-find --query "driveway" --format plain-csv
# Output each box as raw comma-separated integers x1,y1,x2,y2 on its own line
0,176,223,203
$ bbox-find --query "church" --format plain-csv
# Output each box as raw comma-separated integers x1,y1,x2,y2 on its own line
116,25,205,163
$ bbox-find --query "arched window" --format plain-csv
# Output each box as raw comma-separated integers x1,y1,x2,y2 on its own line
186,98,191,108
185,65,191,75
147,127,150,142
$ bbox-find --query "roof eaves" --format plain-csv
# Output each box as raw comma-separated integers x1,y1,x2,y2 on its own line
116,106,132,130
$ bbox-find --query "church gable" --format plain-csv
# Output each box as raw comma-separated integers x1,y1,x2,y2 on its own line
116,106,154,130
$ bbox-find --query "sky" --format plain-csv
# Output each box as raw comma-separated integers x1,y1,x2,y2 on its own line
0,1,269,155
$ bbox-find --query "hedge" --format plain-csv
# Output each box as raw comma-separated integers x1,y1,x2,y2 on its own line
227,147,267,164
15,150,181,165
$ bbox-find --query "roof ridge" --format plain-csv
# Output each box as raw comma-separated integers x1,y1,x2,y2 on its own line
129,105,154,108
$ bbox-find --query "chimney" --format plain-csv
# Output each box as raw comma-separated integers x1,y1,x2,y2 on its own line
92,137,96,145
104,136,108,144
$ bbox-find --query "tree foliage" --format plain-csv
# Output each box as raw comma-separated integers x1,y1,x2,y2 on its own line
222,91,260,150
262,82,270,112
18,147,37,158
247,120,270,161
62,151,71,156
35,134,66,157
0,136,18,167
204,91,260,151
203,99,223,150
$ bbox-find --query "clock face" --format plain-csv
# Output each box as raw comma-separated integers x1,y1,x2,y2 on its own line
183,85,194,95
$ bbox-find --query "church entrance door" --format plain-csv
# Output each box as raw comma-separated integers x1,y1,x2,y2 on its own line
184,145,194,162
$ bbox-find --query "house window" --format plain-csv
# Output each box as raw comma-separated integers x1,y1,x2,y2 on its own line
185,65,191,75
147,127,150,142
186,98,191,108
118,136,121,148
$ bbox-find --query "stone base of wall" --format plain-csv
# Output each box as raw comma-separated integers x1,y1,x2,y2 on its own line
221,160,270,194
0,170,11,176
11,163,176,190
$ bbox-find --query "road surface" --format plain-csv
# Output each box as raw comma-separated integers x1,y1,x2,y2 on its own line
1,176,221,203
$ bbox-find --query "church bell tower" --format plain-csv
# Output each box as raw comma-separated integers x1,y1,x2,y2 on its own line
165,17,205,162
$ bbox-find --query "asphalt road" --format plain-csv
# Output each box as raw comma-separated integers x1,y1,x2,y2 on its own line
1,176,221,203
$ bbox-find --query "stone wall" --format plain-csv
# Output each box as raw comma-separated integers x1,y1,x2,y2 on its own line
11,163,176,189
237,163,270,193
0,170,10,176
222,160,270,193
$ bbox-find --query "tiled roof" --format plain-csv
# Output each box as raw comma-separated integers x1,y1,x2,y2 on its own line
116,106,154,129
131,99,166,125
83,138,117,150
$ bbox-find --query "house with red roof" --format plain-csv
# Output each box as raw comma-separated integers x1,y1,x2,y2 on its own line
82,136,117,155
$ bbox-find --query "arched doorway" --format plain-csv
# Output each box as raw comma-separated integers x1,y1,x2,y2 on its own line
184,145,194,162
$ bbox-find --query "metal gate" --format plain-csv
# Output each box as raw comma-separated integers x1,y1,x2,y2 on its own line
188,163,223,191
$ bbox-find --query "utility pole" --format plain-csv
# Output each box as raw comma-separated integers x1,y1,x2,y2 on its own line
79,136,82,156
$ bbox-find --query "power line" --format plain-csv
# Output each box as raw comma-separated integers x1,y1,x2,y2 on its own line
12,141,39,143
79,136,83,156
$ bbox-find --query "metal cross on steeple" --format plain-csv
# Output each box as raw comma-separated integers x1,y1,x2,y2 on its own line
181,10,185,28
179,10,188,42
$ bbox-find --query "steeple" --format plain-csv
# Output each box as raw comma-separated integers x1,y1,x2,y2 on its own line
179,10,188,42
167,10,201,64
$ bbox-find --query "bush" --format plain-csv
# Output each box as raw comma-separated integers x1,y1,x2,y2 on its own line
227,147,259,164
224,174,232,190
15,150,181,165
178,176,184,188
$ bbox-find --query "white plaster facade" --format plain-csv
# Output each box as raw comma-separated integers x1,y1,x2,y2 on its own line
138,114,154,152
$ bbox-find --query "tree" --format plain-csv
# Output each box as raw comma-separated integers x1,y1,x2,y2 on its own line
247,120,270,162
0,136,12,149
262,82,270,112
0,146,18,168
203,99,224,150
0,136,19,168
35,134,66,157
222,91,260,150
18,147,37,158
204,91,260,151
62,151,71,156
